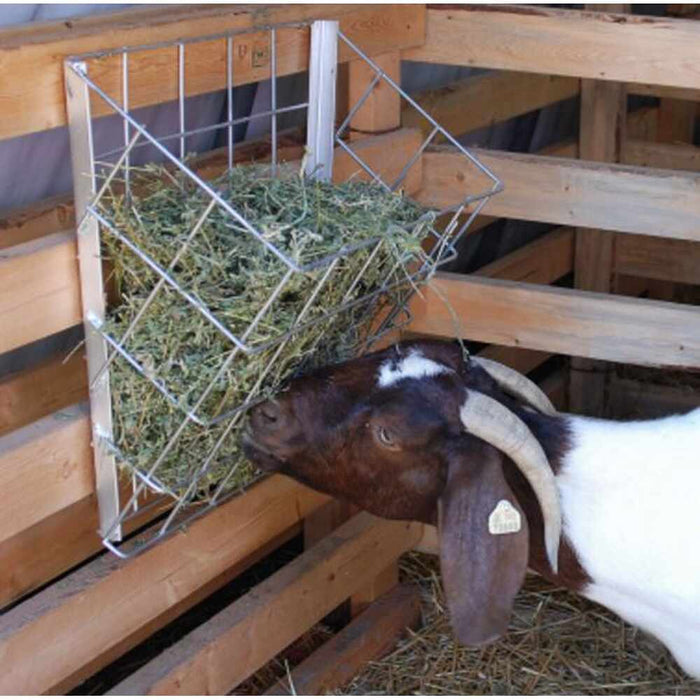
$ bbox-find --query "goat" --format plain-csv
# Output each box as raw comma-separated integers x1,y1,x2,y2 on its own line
243,339,700,678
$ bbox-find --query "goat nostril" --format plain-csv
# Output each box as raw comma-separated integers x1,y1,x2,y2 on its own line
257,401,281,426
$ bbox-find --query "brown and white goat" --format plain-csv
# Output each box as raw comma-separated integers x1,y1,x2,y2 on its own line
243,340,700,678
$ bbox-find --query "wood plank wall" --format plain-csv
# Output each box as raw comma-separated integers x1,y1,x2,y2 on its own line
1,3,699,694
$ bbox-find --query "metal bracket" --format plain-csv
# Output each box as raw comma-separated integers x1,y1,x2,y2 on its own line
65,60,122,542
305,21,338,181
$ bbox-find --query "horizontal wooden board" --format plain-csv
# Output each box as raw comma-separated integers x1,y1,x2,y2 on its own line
0,492,102,608
476,227,574,283
615,235,700,286
471,228,574,380
333,128,423,193
108,513,422,696
0,475,329,694
0,5,424,140
406,6,700,90
410,229,575,377
402,71,579,138
264,584,421,695
608,376,700,419
0,351,87,437
0,231,82,355
418,147,700,241
476,345,554,377
408,273,700,368
626,82,700,103
0,194,75,250
0,480,166,609
0,405,92,545
622,140,700,172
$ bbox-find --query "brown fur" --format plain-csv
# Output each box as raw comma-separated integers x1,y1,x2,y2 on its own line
243,339,588,641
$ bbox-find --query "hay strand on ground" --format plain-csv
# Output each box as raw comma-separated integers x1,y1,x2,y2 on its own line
337,553,700,695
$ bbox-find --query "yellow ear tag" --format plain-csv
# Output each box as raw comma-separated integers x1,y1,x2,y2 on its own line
488,499,522,535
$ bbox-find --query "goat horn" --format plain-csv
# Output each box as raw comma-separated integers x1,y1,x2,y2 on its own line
471,357,557,416
459,390,561,574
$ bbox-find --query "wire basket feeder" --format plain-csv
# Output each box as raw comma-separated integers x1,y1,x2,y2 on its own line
64,19,502,557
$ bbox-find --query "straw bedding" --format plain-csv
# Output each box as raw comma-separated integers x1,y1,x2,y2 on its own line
336,553,700,695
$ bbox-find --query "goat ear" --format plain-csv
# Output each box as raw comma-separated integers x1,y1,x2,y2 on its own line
438,443,529,646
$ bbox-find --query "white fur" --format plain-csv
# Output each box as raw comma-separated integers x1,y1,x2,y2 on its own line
557,409,700,678
378,349,452,388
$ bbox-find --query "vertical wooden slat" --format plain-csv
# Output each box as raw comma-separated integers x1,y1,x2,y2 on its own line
570,4,628,415
348,51,402,136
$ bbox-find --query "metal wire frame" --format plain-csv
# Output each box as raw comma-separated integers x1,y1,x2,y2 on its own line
334,30,502,234
67,20,503,557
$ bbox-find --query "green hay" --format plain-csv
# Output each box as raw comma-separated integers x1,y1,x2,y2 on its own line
100,163,435,498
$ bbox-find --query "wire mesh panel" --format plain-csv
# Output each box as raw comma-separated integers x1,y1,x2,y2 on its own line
64,19,502,557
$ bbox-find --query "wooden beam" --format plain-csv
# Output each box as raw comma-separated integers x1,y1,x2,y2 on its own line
607,376,700,419
615,235,700,286
476,345,553,377
349,51,401,135
408,273,700,368
0,231,81,355
406,6,700,90
409,228,575,376
0,351,87,437
418,147,700,241
626,82,700,103
0,195,75,251
264,584,421,695
476,227,574,284
0,493,99,608
402,71,580,139
475,228,573,388
0,482,160,608
622,140,700,172
0,5,425,140
333,129,423,194
0,405,92,546
0,475,329,694
107,513,422,696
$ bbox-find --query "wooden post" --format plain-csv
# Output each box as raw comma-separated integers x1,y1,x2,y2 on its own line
348,52,401,137
569,4,628,415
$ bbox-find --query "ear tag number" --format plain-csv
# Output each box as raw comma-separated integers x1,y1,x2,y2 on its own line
488,499,521,535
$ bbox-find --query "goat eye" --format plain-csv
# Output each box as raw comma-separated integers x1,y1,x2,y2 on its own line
376,426,396,448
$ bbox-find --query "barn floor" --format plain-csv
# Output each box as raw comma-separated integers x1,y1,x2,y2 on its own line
334,553,700,696
67,532,700,695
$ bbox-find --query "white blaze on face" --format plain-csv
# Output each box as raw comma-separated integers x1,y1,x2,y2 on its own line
377,349,452,388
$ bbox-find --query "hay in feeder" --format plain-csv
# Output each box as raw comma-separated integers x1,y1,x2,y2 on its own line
337,553,700,695
100,163,436,498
